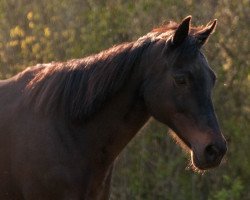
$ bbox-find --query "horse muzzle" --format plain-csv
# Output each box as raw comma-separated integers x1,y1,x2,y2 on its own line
191,140,227,170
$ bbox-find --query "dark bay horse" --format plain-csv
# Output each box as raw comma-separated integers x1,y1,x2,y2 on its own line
0,16,227,199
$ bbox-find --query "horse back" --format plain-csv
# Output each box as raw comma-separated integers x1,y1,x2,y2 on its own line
0,65,44,106
0,65,55,199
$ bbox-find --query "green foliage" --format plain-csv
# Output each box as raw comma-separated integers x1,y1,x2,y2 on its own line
211,176,244,200
0,0,249,199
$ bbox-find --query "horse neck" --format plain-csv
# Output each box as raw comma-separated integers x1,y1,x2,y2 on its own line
83,57,151,168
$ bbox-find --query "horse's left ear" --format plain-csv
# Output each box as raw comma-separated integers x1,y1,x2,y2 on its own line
195,19,217,47
172,16,192,45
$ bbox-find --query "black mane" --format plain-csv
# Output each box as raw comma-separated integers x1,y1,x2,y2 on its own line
25,39,152,121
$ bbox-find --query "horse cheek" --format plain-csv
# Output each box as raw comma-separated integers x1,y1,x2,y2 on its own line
144,82,175,124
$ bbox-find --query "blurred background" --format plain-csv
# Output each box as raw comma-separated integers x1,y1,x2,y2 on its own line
0,0,249,199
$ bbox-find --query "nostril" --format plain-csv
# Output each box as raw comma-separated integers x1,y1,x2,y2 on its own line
205,144,219,163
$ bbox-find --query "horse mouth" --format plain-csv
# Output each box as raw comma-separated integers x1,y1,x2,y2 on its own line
169,129,226,171
191,150,223,170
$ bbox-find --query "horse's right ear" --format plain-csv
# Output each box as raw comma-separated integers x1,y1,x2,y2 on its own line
172,16,191,45
195,19,217,47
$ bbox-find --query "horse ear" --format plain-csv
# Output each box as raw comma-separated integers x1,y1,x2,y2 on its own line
172,16,191,45
195,19,217,47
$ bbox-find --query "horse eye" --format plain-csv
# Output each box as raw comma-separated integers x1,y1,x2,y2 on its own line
174,75,187,85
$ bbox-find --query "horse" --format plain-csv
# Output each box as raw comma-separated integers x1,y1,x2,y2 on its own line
0,16,227,199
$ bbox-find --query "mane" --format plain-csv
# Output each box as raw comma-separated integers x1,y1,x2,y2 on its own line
152,20,204,34
25,20,203,121
25,39,152,121
143,21,205,44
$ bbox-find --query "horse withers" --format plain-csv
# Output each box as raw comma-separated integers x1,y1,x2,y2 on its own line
0,16,227,199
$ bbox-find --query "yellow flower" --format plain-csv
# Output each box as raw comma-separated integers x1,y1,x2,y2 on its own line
29,22,35,29
44,27,51,37
27,12,33,20
8,40,19,47
10,26,25,38
25,36,35,44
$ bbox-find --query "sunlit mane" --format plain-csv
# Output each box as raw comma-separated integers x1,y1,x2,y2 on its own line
25,39,153,121
147,20,205,42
